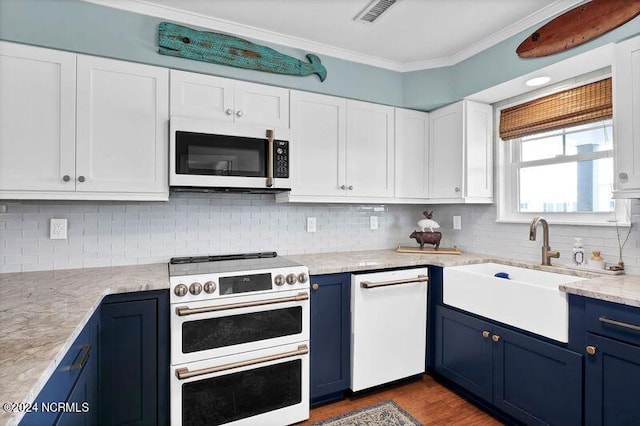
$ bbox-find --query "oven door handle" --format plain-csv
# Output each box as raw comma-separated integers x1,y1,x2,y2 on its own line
360,275,428,289
175,344,309,380
266,129,274,187
175,292,309,316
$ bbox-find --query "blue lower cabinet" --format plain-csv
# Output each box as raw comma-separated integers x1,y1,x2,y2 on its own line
492,325,582,425
434,305,492,401
99,290,169,426
434,305,582,425
21,310,99,426
585,333,640,426
309,273,350,405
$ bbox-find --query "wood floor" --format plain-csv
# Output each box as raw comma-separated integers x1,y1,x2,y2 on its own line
299,375,503,425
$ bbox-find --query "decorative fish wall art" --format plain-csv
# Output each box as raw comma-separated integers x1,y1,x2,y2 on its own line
158,22,327,81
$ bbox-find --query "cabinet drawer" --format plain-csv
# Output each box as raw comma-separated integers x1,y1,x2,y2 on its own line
585,299,640,346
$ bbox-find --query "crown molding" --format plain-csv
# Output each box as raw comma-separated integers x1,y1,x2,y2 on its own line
82,0,583,73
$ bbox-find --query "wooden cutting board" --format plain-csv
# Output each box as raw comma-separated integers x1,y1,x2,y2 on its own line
517,0,640,58
396,245,461,255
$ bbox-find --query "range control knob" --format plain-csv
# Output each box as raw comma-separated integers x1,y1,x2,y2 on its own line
274,274,285,286
174,284,188,297
286,273,298,285
203,281,217,294
189,282,202,295
297,273,309,284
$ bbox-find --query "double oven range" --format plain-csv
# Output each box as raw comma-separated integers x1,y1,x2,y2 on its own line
169,252,310,426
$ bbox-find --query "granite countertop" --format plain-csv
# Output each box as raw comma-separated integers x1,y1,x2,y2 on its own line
1,248,639,425
0,263,169,426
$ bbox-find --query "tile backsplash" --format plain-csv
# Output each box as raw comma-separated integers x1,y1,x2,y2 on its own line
1,195,639,275
0,193,423,273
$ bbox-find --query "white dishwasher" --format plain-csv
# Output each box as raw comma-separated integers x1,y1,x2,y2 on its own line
350,267,429,392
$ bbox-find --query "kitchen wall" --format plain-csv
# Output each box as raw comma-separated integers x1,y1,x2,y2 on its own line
432,200,640,275
0,195,423,273
1,0,638,110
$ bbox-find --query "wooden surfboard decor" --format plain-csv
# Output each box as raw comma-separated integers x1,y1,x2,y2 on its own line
158,22,327,81
517,0,640,58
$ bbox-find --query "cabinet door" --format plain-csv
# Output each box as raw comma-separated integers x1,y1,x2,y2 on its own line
395,108,429,199
100,299,158,426
290,91,347,196
309,274,350,404
234,81,289,128
346,100,395,197
613,35,640,194
492,325,582,426
465,101,493,199
76,56,168,195
585,333,640,426
169,70,234,122
0,41,76,192
429,101,463,199
434,306,492,401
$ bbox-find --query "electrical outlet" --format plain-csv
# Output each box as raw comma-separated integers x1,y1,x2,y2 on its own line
306,217,317,233
50,218,68,239
370,216,379,230
453,216,462,230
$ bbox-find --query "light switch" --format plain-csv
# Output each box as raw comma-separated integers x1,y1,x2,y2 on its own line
453,216,462,230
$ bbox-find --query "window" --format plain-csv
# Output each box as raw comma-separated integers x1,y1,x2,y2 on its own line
497,75,628,225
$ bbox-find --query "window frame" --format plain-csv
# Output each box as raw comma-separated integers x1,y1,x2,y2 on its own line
495,73,630,227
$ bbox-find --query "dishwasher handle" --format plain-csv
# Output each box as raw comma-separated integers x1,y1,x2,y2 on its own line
360,274,428,289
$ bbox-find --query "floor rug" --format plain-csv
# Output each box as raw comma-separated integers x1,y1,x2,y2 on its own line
312,400,422,426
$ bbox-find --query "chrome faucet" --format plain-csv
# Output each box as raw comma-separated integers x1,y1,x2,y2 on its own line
529,216,560,266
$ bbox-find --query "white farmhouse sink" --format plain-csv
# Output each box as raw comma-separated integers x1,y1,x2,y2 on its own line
443,263,587,342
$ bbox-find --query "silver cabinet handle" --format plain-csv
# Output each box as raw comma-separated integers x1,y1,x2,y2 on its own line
348,185,353,190
62,175,71,182
455,187,461,192
175,292,309,316
340,185,346,190
236,110,244,117
225,108,233,115
266,129,274,188
78,176,86,183
361,275,428,289
619,172,628,180
599,316,640,332
175,344,308,380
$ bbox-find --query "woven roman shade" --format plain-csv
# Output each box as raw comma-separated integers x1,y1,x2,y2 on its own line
499,78,612,140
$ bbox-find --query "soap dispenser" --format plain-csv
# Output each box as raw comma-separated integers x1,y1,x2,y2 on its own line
572,238,585,266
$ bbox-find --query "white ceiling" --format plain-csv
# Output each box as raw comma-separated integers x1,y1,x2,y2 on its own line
87,0,584,71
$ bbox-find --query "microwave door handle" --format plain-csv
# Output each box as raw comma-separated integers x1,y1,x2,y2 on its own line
266,129,274,188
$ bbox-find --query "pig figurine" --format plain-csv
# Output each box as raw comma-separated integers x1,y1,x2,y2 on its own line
410,230,442,250
417,210,440,232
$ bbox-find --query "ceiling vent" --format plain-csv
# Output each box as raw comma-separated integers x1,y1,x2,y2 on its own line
354,0,399,24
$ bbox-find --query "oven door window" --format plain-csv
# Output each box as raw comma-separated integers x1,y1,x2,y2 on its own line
175,131,266,177
182,307,302,353
182,359,302,426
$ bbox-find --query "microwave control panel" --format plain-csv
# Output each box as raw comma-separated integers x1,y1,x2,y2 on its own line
274,141,289,178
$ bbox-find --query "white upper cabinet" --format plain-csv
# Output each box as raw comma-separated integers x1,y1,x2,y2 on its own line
288,91,347,197
613,34,640,198
170,70,289,128
281,92,394,202
0,42,169,200
428,100,493,203
76,55,169,196
395,108,429,199
0,41,77,193
346,100,395,198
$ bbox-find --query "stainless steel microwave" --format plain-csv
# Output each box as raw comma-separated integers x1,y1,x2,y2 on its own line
169,117,291,191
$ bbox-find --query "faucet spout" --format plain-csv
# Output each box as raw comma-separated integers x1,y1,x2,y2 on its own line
529,216,559,266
